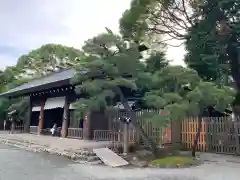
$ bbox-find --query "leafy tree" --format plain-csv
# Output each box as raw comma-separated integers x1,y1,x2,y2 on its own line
0,97,10,121
0,66,22,90
183,1,240,120
16,44,84,76
0,65,37,122
0,76,33,123
8,97,29,122
141,64,235,156
145,51,169,73
186,81,235,156
184,0,239,86
71,29,235,157
120,1,239,157
71,31,162,156
119,0,239,88
0,66,25,121
119,0,197,46
143,65,201,123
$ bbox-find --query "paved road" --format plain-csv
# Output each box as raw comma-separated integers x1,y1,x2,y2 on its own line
0,144,239,180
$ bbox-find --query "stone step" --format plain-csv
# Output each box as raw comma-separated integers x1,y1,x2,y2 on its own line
93,148,129,167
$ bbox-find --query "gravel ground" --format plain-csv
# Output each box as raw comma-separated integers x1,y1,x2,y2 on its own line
0,143,239,180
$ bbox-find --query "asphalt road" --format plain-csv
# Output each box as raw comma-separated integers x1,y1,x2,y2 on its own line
0,144,239,180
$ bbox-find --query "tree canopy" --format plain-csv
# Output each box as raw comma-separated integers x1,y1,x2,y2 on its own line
16,44,84,77
119,0,239,107
145,51,169,73
71,32,145,114
123,0,240,152
119,0,196,46
69,30,235,155
184,0,240,86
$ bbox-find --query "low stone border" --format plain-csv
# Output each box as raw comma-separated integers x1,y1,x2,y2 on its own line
0,137,103,165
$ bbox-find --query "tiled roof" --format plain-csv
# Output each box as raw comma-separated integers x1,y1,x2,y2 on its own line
0,69,77,97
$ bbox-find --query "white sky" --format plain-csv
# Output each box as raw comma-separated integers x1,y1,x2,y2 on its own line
0,0,185,70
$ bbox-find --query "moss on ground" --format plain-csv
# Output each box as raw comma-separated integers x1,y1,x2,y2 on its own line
150,156,198,168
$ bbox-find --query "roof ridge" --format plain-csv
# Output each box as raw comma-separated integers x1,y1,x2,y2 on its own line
21,68,74,84
35,68,73,78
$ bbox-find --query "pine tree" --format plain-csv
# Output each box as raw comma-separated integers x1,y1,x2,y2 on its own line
71,30,235,156
71,31,161,156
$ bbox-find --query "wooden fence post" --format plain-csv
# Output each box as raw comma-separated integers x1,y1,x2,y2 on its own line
171,120,181,146
123,122,129,154
234,121,240,155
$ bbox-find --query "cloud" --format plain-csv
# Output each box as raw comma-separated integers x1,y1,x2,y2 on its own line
0,0,185,70
0,0,69,48
0,54,17,68
0,0,130,69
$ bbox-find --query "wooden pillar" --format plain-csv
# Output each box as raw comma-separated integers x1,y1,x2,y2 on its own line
171,120,181,146
83,112,91,140
61,97,69,138
38,100,45,134
24,97,32,133
10,118,15,134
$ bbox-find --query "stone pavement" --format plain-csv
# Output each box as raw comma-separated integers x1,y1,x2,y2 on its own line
1,142,240,180
0,133,111,152
1,133,240,179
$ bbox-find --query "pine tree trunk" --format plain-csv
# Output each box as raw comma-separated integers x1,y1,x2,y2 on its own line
11,121,15,134
115,86,157,157
130,120,157,157
192,116,202,157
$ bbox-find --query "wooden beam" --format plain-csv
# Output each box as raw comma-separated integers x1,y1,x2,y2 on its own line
83,112,91,140
38,99,46,134
61,96,70,138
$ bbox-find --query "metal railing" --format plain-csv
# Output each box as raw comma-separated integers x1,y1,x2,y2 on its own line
41,127,61,136
67,128,83,139
29,126,38,134
15,124,24,132
93,129,138,143
8,124,24,134
93,130,113,141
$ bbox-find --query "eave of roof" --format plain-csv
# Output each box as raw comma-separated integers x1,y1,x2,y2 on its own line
0,69,77,97
0,67,132,98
